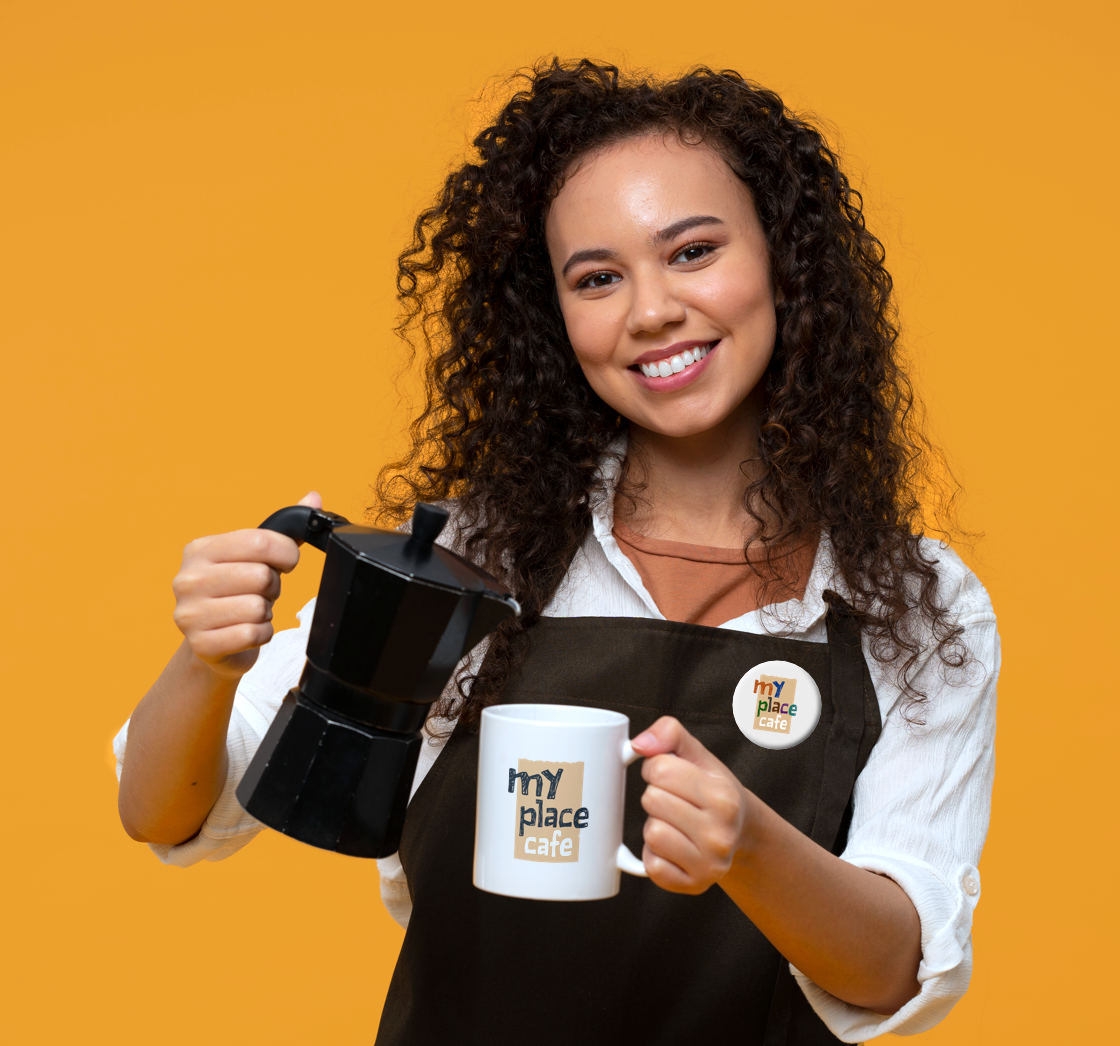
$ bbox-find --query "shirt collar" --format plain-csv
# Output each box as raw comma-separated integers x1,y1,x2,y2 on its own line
587,436,834,633
588,437,626,544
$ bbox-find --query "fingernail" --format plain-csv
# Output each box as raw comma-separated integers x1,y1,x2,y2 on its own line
633,731,654,748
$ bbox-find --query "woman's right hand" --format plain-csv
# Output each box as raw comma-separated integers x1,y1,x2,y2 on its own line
171,491,322,680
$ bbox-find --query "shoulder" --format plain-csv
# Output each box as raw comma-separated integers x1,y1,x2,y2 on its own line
810,532,997,629
813,532,1000,720
870,537,1001,722
912,536,997,626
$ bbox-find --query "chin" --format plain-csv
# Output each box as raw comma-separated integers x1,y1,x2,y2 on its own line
632,418,729,442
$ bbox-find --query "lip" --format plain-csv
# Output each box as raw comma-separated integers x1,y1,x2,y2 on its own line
631,340,719,393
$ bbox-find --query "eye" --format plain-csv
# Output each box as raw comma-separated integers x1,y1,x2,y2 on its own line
575,270,621,290
671,241,715,264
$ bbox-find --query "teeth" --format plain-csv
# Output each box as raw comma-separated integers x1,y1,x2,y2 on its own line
639,343,712,379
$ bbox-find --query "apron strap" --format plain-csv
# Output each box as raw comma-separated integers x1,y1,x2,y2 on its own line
808,591,871,848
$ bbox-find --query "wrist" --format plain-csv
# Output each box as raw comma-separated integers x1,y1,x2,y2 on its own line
178,639,248,693
731,785,769,872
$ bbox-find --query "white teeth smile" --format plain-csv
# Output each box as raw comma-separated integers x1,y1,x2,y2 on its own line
638,342,715,379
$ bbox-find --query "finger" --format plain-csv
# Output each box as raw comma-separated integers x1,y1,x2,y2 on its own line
643,776,743,860
189,529,302,573
643,815,704,870
641,754,744,815
641,791,707,866
632,717,728,774
188,621,274,662
641,779,708,825
174,594,273,635
641,840,707,896
643,782,743,867
640,755,706,810
175,562,282,602
297,490,323,509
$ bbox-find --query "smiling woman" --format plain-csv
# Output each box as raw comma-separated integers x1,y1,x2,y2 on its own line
115,58,998,1046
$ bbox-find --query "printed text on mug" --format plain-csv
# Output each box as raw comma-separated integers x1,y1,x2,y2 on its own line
508,759,586,863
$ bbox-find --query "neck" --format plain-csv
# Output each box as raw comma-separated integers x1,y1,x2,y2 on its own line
618,400,766,548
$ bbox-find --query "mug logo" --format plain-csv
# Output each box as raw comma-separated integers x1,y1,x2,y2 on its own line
508,759,587,863
752,674,798,734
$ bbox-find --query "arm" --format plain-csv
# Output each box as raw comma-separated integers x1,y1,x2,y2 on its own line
117,493,319,845
632,719,920,1014
632,596,999,1031
118,639,239,844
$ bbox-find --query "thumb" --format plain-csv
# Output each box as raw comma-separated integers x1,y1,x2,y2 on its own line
297,490,323,510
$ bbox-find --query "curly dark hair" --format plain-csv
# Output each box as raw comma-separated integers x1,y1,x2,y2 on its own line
376,57,967,727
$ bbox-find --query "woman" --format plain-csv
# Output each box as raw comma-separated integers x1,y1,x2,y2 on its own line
117,60,998,1045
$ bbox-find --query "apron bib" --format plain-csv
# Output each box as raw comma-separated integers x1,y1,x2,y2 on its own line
376,600,881,1045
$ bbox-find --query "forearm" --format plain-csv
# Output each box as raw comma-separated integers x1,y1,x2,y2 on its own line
118,639,238,845
634,715,922,1015
723,792,921,1014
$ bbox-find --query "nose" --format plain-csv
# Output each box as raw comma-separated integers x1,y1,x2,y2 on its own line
626,269,686,336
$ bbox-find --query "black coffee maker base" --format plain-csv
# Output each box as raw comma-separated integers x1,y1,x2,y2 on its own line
236,690,422,858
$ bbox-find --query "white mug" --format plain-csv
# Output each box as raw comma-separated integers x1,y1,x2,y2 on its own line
474,703,649,901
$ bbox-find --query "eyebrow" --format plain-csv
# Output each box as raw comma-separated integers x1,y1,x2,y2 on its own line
560,214,725,277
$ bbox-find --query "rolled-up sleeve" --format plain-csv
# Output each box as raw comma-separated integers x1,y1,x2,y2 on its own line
112,601,315,866
373,712,458,928
792,586,999,1041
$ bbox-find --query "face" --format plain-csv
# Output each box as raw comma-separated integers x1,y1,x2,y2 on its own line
545,133,777,443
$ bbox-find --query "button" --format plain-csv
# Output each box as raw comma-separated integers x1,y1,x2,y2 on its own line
732,661,822,750
963,875,980,897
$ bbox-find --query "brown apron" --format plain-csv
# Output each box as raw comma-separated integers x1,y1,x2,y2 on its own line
376,599,881,1045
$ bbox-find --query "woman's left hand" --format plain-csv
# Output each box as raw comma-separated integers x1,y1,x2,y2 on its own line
630,715,754,894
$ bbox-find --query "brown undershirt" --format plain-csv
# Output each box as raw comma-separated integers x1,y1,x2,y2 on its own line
611,521,816,628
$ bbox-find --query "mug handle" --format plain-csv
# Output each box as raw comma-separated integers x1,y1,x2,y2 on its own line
616,740,649,878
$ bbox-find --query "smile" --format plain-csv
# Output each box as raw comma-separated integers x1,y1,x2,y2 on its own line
635,341,717,379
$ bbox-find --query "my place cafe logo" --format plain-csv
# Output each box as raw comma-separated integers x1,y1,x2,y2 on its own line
508,759,587,863
753,674,798,734
732,660,822,750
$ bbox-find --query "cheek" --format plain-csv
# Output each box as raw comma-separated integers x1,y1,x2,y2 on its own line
698,269,775,329
699,288,777,373
560,305,617,370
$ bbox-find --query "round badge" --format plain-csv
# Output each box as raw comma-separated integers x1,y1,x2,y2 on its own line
732,660,822,750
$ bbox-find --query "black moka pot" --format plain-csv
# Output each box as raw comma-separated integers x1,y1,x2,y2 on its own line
235,502,520,858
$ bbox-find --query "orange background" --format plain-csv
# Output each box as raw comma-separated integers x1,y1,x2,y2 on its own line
3,2,1116,1042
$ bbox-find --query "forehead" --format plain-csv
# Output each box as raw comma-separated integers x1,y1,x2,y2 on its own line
545,133,755,249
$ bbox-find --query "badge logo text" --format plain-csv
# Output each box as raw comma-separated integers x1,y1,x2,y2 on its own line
752,674,799,734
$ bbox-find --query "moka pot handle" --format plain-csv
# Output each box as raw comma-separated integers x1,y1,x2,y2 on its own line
258,505,351,552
